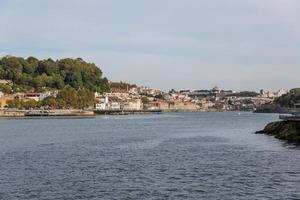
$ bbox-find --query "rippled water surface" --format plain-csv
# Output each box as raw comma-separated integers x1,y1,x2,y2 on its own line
0,112,300,200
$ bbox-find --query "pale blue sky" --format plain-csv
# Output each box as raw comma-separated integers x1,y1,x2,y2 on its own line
0,0,299,91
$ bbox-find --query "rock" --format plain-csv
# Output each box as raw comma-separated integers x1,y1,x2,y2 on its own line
256,121,300,144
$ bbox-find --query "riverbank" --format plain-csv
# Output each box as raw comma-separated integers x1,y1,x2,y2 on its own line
0,110,25,117
95,109,162,115
1,109,228,118
0,110,95,118
256,121,300,144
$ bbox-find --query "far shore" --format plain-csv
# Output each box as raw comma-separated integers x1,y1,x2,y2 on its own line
0,109,254,119
0,109,94,118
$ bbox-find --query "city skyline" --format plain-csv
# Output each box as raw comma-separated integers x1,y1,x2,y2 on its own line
0,0,299,91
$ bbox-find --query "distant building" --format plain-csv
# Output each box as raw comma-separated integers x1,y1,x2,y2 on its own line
122,99,142,110
260,89,264,95
110,102,121,110
179,90,190,94
95,103,106,111
95,93,142,111
259,89,288,99
211,86,220,94
172,100,198,110
23,92,51,101
188,90,211,99
163,93,171,100
95,96,109,110
14,91,56,102
276,89,288,97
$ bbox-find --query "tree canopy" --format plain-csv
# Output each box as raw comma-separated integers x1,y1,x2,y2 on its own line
6,87,95,109
0,56,109,93
276,88,300,108
109,81,136,90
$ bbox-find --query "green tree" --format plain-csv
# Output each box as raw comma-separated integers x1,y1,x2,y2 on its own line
276,88,300,108
0,56,109,93
33,75,46,89
56,87,78,108
0,84,12,94
141,96,149,105
42,97,58,109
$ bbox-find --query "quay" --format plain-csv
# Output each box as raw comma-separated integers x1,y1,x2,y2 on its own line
94,109,162,115
0,110,95,118
25,110,95,117
0,110,25,118
0,109,162,118
279,113,300,122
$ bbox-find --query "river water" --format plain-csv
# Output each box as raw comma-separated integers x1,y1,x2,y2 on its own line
0,112,300,199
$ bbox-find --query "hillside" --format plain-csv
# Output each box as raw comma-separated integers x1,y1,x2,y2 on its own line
0,56,109,93
275,88,300,108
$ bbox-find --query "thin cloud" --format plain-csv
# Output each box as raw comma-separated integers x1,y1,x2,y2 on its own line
0,0,299,90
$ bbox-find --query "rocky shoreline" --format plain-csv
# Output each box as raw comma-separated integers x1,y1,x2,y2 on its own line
256,121,300,144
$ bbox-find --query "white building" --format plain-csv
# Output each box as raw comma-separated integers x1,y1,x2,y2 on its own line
95,96,109,110
276,89,288,97
122,99,142,110
110,102,121,110
95,103,106,110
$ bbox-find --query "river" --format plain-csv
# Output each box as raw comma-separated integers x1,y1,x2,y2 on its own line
0,112,299,199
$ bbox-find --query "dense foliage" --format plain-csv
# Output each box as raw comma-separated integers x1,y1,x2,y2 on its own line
0,56,109,93
6,87,95,109
276,88,300,108
0,84,12,94
6,99,40,110
141,96,149,105
109,81,136,90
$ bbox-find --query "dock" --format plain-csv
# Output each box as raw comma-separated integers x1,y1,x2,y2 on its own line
94,109,162,115
1,109,162,118
279,113,300,122
0,110,25,118
24,110,95,117
0,110,95,118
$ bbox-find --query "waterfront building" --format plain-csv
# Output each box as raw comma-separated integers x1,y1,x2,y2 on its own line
157,100,171,110
122,99,142,110
172,100,198,110
95,103,106,111
110,102,121,110
23,92,53,101
95,92,142,111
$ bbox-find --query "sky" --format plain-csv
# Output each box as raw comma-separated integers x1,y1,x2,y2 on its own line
0,0,299,91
